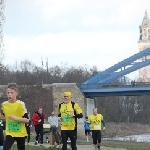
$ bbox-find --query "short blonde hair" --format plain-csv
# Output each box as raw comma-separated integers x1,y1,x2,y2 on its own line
7,82,18,92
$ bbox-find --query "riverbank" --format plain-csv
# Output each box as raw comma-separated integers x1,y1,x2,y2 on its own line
102,122,150,137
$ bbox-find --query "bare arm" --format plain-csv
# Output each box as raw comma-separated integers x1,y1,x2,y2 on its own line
0,116,5,120
8,115,29,123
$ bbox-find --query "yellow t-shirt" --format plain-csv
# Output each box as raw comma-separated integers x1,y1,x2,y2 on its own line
88,114,104,130
58,101,82,130
1,100,28,137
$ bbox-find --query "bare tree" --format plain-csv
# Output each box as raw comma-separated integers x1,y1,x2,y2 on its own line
0,0,5,67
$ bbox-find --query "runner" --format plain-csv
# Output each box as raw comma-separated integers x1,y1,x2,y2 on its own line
84,116,91,142
88,108,106,150
58,91,83,150
1,82,29,150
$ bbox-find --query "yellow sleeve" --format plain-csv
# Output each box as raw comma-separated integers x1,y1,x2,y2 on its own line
19,101,27,116
100,114,104,121
88,116,91,124
74,103,82,114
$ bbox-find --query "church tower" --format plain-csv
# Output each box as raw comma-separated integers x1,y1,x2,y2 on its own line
138,10,150,81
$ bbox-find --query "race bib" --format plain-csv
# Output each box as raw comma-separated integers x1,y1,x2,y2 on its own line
62,115,73,123
94,125,100,130
8,121,21,132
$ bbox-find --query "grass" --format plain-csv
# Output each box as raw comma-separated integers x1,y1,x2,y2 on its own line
10,142,150,150
10,144,61,150
77,141,150,150
101,143,150,150
10,143,150,150
10,139,150,150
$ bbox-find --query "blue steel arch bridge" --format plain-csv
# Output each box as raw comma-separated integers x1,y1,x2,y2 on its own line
79,48,150,98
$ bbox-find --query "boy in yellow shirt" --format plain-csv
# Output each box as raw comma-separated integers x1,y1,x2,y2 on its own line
1,83,29,150
88,108,106,150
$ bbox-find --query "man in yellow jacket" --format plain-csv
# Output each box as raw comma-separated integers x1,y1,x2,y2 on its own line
58,91,83,150
88,108,106,150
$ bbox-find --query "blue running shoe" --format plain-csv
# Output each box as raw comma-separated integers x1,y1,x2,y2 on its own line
34,141,37,145
98,147,101,150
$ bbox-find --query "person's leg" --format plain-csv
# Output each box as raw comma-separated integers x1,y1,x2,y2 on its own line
26,126,30,143
87,130,90,141
85,130,88,142
68,130,77,150
53,128,59,145
0,127,4,149
92,131,97,150
97,131,101,150
39,125,44,145
16,137,26,150
35,125,40,144
61,130,68,150
28,127,31,143
3,135,15,150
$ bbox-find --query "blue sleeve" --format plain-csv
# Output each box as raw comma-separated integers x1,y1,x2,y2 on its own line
101,120,106,127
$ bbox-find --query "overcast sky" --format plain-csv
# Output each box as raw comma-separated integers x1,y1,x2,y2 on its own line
2,0,150,80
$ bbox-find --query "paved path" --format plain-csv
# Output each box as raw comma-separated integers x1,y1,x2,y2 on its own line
29,142,127,150
77,145,126,150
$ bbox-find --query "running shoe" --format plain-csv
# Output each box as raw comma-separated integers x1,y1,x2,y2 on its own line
98,147,101,150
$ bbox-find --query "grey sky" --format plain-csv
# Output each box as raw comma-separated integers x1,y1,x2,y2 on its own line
3,0,150,80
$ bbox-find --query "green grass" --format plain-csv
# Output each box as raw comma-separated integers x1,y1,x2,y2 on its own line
10,141,150,150
77,141,150,150
10,144,61,150
101,143,150,150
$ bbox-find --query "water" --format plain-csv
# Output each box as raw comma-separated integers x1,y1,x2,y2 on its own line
104,133,150,143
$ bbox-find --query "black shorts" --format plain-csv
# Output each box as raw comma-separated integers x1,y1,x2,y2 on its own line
85,130,90,136
92,130,101,144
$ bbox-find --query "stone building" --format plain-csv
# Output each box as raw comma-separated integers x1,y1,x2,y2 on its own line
138,10,150,81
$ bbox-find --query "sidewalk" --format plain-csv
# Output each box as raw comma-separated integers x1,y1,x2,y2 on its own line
28,142,127,150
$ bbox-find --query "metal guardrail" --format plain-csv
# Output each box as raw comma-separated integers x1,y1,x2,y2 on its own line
79,82,150,90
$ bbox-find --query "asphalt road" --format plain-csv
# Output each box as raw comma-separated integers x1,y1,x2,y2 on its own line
29,142,127,150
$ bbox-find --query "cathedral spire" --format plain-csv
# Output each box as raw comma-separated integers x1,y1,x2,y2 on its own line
142,10,150,26
139,10,150,42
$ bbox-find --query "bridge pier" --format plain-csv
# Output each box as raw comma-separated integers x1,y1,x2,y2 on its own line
86,98,96,116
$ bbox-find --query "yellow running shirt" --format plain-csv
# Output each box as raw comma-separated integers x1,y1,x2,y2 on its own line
88,114,104,130
1,100,28,137
58,101,82,130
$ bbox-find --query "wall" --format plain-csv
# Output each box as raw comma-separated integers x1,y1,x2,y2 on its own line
43,83,87,138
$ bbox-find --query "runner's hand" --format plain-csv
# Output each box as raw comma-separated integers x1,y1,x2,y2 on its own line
58,117,61,122
38,119,41,122
68,114,74,117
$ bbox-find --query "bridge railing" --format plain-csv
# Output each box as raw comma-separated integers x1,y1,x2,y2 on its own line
78,82,150,90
